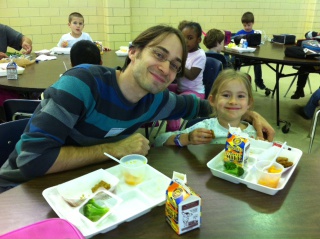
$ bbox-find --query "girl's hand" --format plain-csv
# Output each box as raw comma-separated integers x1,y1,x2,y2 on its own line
188,128,214,145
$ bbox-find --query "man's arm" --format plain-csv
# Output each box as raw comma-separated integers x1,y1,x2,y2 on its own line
242,111,275,141
46,133,150,174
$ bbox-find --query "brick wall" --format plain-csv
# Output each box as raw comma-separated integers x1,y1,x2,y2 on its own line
0,0,319,52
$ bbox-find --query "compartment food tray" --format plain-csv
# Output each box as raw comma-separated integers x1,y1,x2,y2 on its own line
43,165,171,238
224,46,256,53
207,140,302,195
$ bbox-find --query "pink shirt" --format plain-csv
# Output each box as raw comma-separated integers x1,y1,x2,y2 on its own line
177,49,206,94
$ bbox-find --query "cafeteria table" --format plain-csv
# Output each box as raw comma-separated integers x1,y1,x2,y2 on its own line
224,41,320,132
0,144,319,238
0,51,126,93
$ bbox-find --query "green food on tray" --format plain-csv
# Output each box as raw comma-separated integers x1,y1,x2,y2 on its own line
6,52,22,57
224,161,244,177
83,199,109,222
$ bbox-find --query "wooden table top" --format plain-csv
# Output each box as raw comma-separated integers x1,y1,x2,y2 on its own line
0,51,126,92
0,144,319,238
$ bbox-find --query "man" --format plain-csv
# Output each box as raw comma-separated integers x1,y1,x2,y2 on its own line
0,25,275,191
0,24,33,121
0,24,32,59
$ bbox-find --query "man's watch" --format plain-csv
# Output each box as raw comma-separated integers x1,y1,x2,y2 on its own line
174,134,183,147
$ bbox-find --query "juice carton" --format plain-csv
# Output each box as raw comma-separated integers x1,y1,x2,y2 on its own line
165,178,201,235
224,126,250,167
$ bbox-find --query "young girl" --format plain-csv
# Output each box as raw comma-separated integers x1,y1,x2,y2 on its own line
166,21,206,132
155,69,256,147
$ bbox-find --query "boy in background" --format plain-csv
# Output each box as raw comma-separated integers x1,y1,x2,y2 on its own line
203,28,232,69
235,12,269,90
57,12,93,48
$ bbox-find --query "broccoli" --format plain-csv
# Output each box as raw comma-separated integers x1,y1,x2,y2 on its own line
224,162,244,177
83,199,109,222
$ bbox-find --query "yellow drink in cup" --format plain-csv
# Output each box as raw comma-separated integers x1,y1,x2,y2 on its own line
120,155,148,186
255,160,284,188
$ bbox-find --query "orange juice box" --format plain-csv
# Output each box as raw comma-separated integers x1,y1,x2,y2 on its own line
165,178,201,235
224,126,250,167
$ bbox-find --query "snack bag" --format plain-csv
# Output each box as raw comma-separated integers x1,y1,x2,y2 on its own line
94,41,104,55
165,178,201,235
224,126,250,167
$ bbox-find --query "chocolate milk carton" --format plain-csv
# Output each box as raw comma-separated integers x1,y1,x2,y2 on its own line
224,126,250,166
165,178,201,235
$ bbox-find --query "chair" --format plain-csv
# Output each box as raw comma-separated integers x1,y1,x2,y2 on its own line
308,106,320,153
3,99,40,121
0,118,29,167
283,66,313,97
185,117,210,128
203,57,223,99
205,52,228,69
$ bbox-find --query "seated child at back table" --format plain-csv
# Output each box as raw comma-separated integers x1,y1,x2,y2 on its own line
155,69,256,147
57,12,93,48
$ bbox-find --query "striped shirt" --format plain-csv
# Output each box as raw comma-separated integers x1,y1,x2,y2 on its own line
0,64,205,188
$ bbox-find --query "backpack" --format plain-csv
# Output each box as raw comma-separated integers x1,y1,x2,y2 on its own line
284,45,320,59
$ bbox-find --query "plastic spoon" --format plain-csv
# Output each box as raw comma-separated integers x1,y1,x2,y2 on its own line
104,152,121,164
262,141,287,172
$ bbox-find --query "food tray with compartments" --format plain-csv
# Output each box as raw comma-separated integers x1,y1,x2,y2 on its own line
224,46,256,53
207,139,302,195
43,165,171,238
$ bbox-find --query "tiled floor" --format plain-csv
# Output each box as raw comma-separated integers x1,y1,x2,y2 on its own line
145,64,320,156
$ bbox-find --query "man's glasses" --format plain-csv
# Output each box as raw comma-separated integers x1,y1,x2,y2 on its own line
148,47,182,74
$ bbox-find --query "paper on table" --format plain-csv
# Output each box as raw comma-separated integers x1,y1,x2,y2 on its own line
36,55,57,61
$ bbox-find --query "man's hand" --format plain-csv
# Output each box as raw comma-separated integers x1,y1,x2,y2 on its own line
245,111,275,141
21,36,32,54
108,133,150,158
0,52,8,60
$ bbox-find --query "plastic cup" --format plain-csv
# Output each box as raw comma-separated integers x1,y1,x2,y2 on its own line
120,154,148,186
255,160,284,188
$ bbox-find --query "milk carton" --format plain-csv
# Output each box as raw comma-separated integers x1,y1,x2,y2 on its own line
224,126,250,166
165,178,201,235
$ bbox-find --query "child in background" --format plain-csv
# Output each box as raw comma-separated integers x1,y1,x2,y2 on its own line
155,69,256,147
166,21,206,132
235,12,268,90
203,28,233,69
57,12,93,48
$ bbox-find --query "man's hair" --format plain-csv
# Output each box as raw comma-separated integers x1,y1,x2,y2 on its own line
203,29,225,49
241,12,254,24
70,40,101,66
122,25,187,77
68,12,84,23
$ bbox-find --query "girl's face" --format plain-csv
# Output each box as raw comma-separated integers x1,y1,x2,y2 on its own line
181,27,201,52
209,79,252,126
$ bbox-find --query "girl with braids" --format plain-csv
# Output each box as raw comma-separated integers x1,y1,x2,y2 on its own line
166,21,206,132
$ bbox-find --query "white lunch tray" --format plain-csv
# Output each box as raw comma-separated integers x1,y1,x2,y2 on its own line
0,63,25,76
207,139,302,195
224,46,256,53
50,47,71,55
115,50,128,57
43,165,171,238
